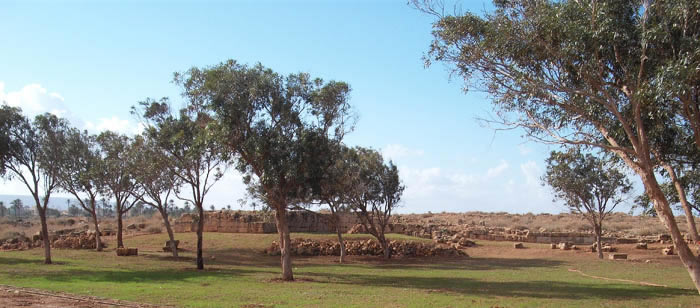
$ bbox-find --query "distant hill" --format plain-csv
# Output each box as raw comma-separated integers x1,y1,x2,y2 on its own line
0,195,76,211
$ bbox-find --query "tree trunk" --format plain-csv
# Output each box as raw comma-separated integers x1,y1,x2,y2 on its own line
641,169,700,293
336,227,346,264
379,235,391,259
117,212,124,248
160,209,178,258
274,206,293,281
38,207,51,264
196,205,204,270
595,226,603,260
91,211,102,252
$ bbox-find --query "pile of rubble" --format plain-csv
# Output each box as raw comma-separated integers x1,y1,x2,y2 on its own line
264,238,468,258
51,231,105,249
0,234,33,250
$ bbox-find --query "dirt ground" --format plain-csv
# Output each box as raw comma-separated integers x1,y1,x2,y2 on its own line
0,285,168,308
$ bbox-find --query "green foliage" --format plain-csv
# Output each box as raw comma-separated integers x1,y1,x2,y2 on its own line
544,149,632,216
180,60,353,209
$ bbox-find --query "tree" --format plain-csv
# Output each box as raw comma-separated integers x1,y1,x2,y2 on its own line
348,147,404,259
97,131,142,248
190,60,353,280
0,201,6,217
56,129,106,251
134,98,228,270
543,149,632,259
11,198,23,219
131,134,181,257
1,107,70,264
313,143,355,263
415,0,700,291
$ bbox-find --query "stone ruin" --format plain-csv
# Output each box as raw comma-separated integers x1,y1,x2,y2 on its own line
171,210,693,248
0,228,106,251
263,238,468,258
173,210,360,234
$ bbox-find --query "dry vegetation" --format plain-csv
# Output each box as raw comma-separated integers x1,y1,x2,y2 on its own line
395,212,698,237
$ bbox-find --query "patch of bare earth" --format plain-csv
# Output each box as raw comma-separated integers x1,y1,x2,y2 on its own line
0,285,168,308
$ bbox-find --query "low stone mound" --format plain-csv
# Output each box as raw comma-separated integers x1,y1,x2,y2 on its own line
51,231,106,250
264,238,468,258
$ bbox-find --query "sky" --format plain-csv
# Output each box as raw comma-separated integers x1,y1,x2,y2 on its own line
0,0,641,214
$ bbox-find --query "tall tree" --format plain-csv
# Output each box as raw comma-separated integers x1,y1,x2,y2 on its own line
1,107,70,264
186,60,353,280
415,0,700,291
96,131,142,248
544,149,632,259
11,198,23,219
0,201,6,217
348,147,404,259
131,134,181,257
134,98,228,269
56,129,106,251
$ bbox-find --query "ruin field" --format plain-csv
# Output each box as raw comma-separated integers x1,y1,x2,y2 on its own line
0,232,698,308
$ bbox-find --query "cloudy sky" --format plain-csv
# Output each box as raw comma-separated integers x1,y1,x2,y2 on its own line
0,0,612,214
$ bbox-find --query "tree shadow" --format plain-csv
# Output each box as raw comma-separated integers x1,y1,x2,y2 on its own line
299,270,696,300
38,267,262,284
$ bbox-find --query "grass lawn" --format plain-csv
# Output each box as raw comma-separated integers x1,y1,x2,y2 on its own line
0,232,698,307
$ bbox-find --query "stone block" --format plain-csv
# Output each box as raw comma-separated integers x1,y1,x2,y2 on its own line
609,253,627,260
116,248,138,256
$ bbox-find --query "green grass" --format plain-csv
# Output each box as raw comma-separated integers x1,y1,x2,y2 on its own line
0,232,698,307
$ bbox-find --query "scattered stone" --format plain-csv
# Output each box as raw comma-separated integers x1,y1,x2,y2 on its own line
558,242,572,250
635,242,648,249
264,238,468,258
137,223,146,229
513,242,524,249
51,231,105,249
126,224,137,230
162,240,181,252
550,243,557,249
662,246,674,255
601,245,616,252
609,253,627,260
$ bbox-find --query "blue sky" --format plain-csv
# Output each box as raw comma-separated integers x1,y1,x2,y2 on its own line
0,0,626,214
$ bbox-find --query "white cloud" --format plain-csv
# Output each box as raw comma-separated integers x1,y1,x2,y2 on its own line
0,82,69,117
486,160,509,178
382,144,424,161
84,116,142,135
520,161,541,186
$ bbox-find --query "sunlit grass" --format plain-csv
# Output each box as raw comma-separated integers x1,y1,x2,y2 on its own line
0,232,697,307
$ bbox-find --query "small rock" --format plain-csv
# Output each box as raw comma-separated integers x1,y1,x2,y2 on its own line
514,243,524,249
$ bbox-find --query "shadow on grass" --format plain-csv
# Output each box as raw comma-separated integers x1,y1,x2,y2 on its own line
0,257,48,266
299,270,696,300
39,267,262,284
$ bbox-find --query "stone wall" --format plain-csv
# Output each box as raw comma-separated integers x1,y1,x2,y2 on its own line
172,210,626,245
173,210,360,234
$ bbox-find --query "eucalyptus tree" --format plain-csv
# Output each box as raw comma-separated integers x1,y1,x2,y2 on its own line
0,107,71,264
134,98,228,270
348,147,404,259
0,201,6,217
56,129,106,251
131,134,181,257
181,60,353,280
96,131,142,248
415,0,700,291
544,149,632,259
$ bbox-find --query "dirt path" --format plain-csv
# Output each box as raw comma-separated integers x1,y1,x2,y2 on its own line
0,285,169,308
